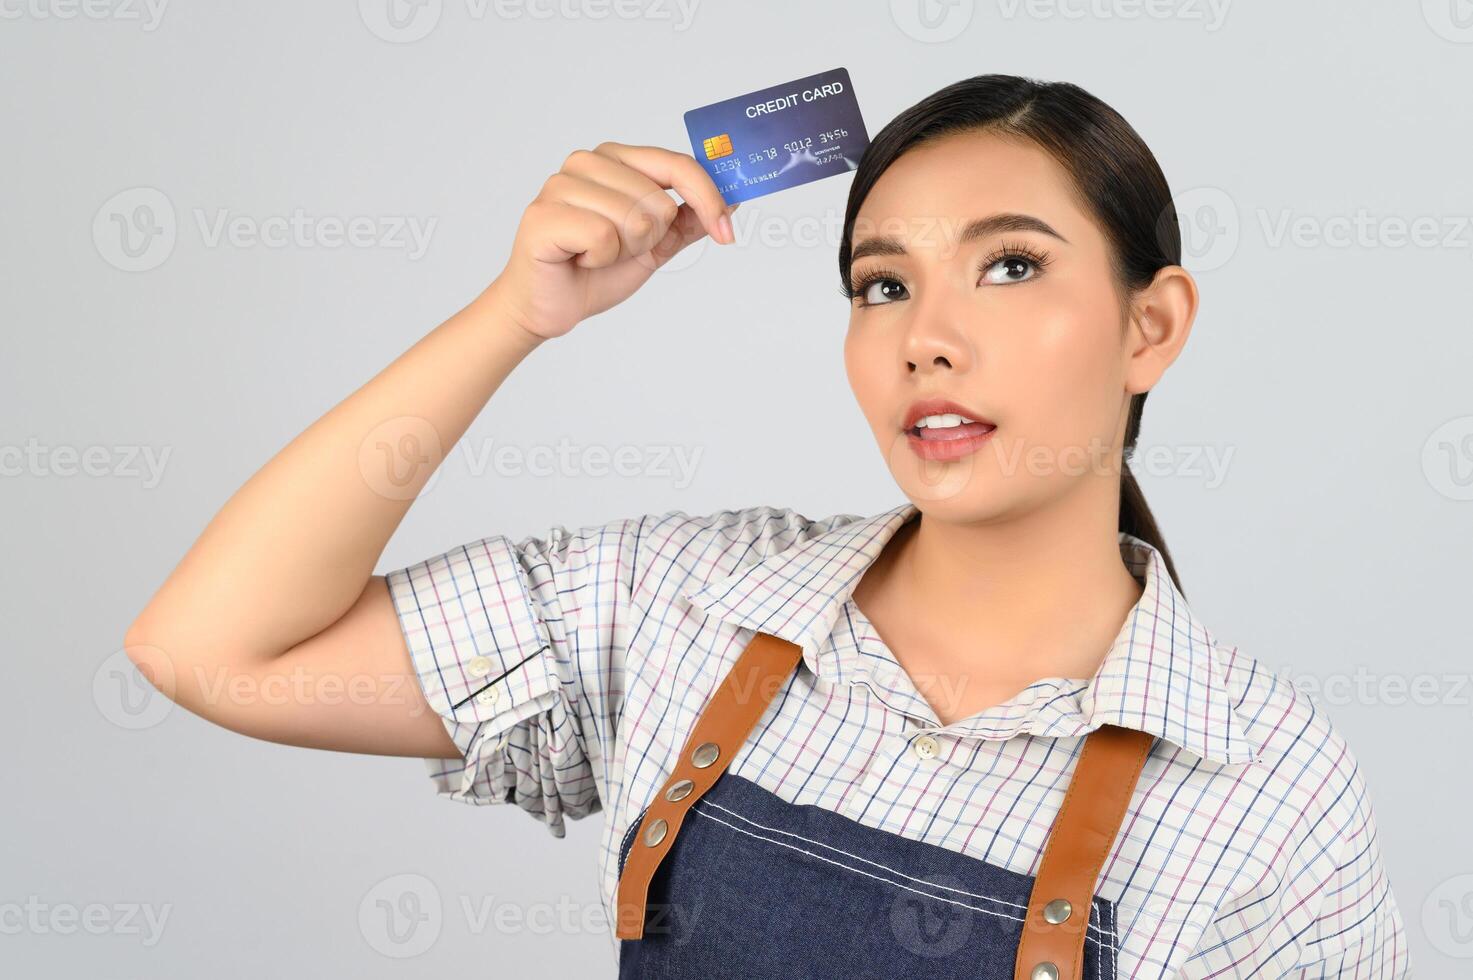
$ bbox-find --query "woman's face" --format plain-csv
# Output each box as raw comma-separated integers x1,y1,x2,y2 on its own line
844,128,1155,521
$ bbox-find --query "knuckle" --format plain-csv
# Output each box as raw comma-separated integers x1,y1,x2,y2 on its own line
593,218,620,246
652,195,679,223
561,148,595,171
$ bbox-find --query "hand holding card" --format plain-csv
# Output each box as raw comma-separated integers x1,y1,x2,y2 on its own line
486,141,738,343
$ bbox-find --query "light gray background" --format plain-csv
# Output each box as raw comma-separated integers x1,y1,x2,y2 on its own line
4,0,1471,975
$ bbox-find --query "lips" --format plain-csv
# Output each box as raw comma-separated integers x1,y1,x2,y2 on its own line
902,397,996,433
901,396,997,463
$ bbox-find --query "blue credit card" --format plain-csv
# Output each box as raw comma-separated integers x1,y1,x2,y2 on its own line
683,67,870,206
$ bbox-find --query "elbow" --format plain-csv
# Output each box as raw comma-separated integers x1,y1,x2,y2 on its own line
122,611,185,707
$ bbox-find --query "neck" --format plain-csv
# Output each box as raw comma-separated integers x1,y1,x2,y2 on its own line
883,484,1146,681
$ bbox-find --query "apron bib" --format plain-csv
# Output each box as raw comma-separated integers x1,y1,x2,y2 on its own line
614,631,1154,980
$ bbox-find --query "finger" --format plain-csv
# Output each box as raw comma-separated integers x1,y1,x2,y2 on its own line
539,172,671,258
643,201,711,269
590,142,733,245
560,148,679,228
523,199,624,269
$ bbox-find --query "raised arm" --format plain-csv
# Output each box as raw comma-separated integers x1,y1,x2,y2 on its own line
123,142,736,758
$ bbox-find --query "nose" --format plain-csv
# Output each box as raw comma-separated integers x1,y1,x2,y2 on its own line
901,287,974,375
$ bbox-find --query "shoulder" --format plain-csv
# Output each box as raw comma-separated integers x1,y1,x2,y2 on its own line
1213,639,1382,854
628,503,866,589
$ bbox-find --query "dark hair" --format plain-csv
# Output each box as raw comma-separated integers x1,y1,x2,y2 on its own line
839,73,1185,593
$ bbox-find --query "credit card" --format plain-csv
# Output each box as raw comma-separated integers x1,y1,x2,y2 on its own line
683,67,869,206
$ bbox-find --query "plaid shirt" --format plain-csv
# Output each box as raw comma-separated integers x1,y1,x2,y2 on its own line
386,501,1409,978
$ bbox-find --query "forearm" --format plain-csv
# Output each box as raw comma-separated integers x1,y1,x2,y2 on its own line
126,280,543,667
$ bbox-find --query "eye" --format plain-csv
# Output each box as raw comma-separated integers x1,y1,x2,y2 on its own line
981,256,1037,284
846,267,909,307
978,241,1052,286
862,278,908,305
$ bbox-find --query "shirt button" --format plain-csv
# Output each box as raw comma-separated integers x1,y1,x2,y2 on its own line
468,656,494,677
911,734,940,761
475,686,500,706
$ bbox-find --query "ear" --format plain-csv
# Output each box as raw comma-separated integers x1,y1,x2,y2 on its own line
1123,264,1198,395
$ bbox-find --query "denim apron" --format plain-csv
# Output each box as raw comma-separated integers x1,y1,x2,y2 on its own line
614,631,1155,980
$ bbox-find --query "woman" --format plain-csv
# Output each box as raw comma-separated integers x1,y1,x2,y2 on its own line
124,74,1409,977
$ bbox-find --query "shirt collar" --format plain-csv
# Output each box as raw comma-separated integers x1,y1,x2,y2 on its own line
681,501,1257,766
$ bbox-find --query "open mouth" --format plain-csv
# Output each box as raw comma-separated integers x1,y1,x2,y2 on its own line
907,414,997,442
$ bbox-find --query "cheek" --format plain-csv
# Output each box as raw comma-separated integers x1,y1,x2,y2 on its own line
844,323,890,431
997,283,1123,443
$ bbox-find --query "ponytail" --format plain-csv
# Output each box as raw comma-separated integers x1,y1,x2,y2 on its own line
1118,390,1183,596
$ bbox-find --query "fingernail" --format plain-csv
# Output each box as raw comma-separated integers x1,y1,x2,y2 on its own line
717,213,734,244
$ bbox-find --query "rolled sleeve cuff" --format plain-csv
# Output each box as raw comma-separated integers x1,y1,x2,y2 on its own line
386,534,563,736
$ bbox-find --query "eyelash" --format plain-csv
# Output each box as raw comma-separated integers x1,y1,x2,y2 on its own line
842,239,1054,306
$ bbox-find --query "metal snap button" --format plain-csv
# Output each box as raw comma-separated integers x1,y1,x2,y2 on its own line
475,686,500,706
664,778,694,802
1043,898,1072,924
911,734,940,760
643,818,668,847
468,656,493,677
1031,962,1059,980
691,742,720,768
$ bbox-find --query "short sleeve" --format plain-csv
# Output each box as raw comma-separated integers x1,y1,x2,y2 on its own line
385,513,648,837
1288,764,1411,977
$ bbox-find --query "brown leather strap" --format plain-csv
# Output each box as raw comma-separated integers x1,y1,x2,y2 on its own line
614,630,803,939
1013,724,1155,980
611,624,1156,975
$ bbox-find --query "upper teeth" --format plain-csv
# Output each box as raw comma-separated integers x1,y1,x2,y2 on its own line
914,413,976,429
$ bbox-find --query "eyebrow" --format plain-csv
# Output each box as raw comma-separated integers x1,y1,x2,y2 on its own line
849,213,1070,263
